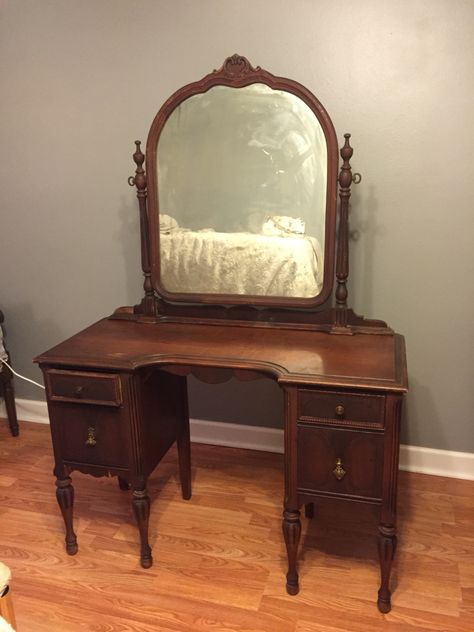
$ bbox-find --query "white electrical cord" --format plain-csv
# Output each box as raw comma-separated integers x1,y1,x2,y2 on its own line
0,357,45,390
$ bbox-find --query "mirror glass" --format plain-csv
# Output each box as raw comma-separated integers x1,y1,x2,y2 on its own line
157,83,328,298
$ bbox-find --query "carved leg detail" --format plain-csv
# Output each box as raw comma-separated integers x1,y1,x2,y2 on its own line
304,502,314,519
55,477,77,555
4,377,19,437
177,423,192,501
132,488,152,569
282,509,301,595
118,476,131,491
377,524,397,613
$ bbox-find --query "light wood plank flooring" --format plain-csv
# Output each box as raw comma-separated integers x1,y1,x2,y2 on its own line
1,420,473,631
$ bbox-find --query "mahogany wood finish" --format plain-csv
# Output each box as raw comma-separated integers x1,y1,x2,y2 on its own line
297,426,385,500
128,141,157,317
44,364,191,569
334,134,353,327
36,318,407,611
35,55,408,612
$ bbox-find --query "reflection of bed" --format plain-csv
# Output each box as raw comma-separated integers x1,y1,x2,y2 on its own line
159,229,323,297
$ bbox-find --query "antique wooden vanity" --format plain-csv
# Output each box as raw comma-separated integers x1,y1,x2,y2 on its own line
35,55,407,613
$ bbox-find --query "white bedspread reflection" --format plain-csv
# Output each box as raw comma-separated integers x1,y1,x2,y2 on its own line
160,229,323,298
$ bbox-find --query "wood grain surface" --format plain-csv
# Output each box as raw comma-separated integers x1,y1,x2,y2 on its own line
35,317,407,391
1,421,472,631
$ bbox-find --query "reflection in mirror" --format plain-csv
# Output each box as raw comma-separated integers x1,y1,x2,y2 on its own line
157,83,327,298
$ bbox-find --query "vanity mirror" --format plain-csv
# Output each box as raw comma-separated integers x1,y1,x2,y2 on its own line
127,54,365,325
127,54,388,331
155,82,330,300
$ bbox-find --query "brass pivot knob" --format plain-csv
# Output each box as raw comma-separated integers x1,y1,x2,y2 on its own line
85,427,96,447
333,458,346,481
335,405,345,418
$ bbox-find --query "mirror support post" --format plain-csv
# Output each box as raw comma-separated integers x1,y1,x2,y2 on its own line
129,141,157,317
334,133,354,329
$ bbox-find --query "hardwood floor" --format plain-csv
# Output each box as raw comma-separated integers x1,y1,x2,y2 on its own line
1,421,473,631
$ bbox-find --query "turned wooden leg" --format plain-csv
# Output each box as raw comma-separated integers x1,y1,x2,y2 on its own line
177,421,191,501
55,477,77,555
282,508,301,595
132,487,152,568
377,524,397,613
118,476,130,491
304,502,314,519
3,374,19,437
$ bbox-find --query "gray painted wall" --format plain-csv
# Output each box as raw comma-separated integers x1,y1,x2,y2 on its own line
1,0,473,452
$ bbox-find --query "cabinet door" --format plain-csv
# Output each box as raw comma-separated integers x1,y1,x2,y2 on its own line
52,403,128,469
297,426,384,501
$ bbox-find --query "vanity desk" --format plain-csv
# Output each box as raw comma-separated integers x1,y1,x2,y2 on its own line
36,55,407,613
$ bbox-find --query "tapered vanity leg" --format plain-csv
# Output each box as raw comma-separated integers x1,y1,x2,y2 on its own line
304,502,314,519
132,487,153,568
55,476,78,555
377,393,403,613
282,508,301,595
377,524,397,613
177,377,192,500
177,403,192,500
177,429,191,500
118,476,131,491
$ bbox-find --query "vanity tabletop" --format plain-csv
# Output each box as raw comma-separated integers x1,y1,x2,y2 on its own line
35,316,407,392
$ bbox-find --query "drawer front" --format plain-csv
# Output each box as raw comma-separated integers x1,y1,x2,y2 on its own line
297,426,384,500
298,389,385,429
51,403,128,468
46,370,122,407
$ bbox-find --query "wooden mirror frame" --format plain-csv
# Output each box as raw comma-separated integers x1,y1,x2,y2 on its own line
126,55,389,333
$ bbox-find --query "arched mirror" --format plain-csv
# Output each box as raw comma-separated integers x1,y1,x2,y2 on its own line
139,55,340,321
157,83,328,299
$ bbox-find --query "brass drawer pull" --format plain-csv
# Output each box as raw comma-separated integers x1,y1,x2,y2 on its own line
333,458,346,481
335,405,345,418
85,427,97,447
74,386,85,398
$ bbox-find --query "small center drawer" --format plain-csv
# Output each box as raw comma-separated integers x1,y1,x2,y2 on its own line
298,388,384,429
46,369,122,407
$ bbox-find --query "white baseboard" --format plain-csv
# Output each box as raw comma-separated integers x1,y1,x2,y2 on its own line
3,398,473,481
397,444,474,481
2,397,48,424
190,417,285,454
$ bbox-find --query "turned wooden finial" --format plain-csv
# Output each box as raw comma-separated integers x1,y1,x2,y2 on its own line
334,134,354,325
339,134,354,188
133,140,144,168
128,140,156,316
128,141,146,193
